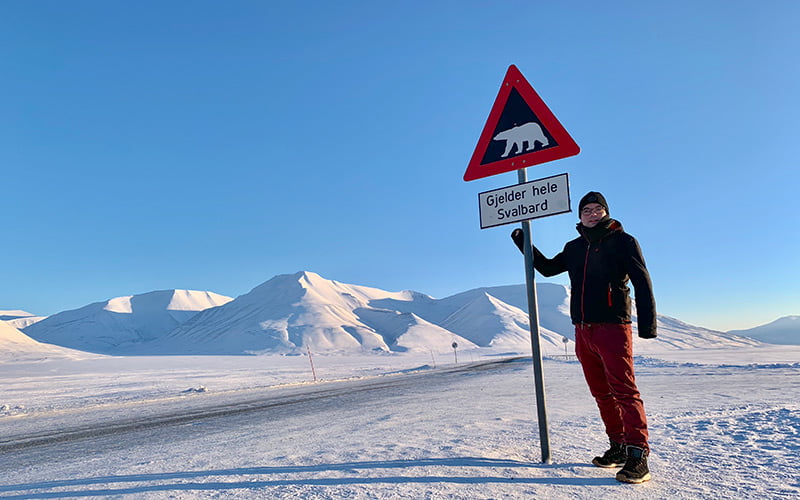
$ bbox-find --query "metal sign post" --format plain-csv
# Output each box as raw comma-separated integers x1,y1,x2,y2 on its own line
517,167,552,464
464,65,579,465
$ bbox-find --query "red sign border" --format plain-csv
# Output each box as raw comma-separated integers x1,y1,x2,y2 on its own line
463,65,580,181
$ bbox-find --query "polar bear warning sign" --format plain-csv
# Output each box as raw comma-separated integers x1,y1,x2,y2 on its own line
494,122,549,158
463,65,579,181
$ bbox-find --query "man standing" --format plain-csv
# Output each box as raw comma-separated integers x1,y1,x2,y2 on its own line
511,191,657,484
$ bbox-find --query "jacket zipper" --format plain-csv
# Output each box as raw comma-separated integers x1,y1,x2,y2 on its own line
581,244,590,323
580,224,619,324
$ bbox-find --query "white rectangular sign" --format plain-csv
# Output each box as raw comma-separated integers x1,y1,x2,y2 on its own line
478,173,571,229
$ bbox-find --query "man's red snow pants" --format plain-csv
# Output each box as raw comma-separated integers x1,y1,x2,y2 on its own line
574,323,649,449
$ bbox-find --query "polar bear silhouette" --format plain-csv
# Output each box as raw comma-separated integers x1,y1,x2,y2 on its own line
493,122,549,157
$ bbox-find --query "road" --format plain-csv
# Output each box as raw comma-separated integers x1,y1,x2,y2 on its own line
0,357,524,470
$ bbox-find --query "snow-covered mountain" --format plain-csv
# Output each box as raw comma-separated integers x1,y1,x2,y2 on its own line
23,290,233,355
728,316,800,345
12,271,771,356
1,320,50,350
365,284,570,350
634,314,761,353
0,310,36,321
0,310,46,329
6,315,47,329
0,321,91,361
160,272,480,355
153,271,758,356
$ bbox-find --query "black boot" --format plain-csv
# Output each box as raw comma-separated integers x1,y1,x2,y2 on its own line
591,440,626,468
616,445,652,483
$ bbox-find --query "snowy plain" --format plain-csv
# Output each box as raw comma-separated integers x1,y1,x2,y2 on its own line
1,344,799,499
1,272,798,498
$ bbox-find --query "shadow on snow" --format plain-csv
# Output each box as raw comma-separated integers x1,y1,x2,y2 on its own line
0,457,613,498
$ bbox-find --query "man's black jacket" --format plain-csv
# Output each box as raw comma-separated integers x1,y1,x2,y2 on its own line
513,218,657,338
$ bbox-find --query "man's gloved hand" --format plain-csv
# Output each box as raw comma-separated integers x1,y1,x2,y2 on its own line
511,228,525,253
638,328,657,339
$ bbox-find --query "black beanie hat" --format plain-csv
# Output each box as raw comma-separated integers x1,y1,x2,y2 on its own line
578,191,609,216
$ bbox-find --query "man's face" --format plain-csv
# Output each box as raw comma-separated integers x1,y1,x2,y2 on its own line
580,203,607,228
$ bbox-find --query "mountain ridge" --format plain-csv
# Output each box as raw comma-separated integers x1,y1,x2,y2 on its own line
22,289,233,355
728,315,800,345
16,271,776,356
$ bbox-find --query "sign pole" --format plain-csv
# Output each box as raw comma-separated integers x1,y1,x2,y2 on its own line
464,64,577,464
518,167,552,464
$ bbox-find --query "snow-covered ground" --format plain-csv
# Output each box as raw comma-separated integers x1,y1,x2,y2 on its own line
1,345,798,499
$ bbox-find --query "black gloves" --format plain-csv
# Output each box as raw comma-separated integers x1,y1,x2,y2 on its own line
638,327,657,339
511,228,525,254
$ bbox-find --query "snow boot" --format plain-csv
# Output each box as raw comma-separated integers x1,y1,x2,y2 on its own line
615,445,651,484
591,440,627,468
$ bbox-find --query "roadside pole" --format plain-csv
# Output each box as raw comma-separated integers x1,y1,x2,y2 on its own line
307,345,317,382
518,168,551,464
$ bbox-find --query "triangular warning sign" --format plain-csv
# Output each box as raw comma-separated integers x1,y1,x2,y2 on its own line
463,65,579,181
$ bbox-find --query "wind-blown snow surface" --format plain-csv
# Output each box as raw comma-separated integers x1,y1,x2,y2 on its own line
0,347,798,499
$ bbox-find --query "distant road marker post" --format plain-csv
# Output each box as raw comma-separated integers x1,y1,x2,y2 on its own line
464,65,580,464
307,346,317,382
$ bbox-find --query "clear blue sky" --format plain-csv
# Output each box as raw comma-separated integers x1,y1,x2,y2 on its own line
2,1,798,331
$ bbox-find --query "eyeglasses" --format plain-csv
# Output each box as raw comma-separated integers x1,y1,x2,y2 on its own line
581,207,606,216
